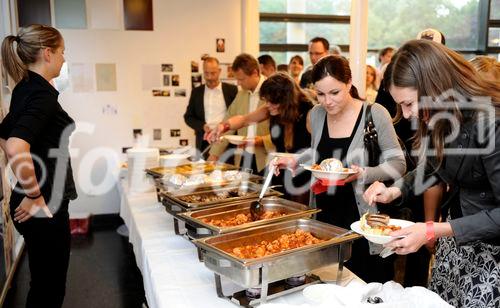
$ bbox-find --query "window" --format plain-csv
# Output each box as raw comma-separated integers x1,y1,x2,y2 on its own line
368,0,481,52
488,0,500,53
259,0,351,66
259,0,498,65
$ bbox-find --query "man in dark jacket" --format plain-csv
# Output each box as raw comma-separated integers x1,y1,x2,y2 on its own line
184,57,238,157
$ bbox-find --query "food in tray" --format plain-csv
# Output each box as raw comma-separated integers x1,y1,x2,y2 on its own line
228,229,324,259
164,170,244,187
174,162,224,174
177,189,250,203
201,210,286,227
360,213,401,236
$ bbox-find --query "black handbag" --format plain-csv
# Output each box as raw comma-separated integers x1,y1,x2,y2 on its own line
363,104,415,170
363,104,414,220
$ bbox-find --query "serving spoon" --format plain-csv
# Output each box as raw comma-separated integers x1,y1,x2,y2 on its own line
250,164,275,221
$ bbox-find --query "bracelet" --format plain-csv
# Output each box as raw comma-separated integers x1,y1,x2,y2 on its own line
26,193,42,200
425,221,435,242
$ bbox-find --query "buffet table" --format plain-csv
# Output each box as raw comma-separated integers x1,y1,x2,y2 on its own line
118,178,364,308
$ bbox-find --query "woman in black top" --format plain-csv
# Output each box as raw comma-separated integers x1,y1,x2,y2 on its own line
206,72,313,203
0,24,77,308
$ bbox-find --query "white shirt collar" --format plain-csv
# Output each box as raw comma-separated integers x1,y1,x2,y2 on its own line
205,82,222,91
248,75,265,95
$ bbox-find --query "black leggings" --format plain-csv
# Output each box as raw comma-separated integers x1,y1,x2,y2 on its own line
11,194,71,308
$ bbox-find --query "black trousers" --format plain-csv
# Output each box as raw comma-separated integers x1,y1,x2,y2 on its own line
11,195,71,308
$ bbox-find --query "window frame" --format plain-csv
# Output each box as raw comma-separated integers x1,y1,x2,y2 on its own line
259,0,499,56
485,0,500,53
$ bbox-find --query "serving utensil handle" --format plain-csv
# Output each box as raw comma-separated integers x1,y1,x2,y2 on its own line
259,164,275,200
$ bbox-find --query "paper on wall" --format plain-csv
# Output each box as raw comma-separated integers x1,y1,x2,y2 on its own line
69,63,94,92
87,0,121,30
142,64,162,90
96,63,117,91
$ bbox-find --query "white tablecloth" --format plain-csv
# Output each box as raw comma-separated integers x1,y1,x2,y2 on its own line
118,179,363,308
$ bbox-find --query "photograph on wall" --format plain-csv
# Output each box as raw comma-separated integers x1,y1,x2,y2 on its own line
200,53,209,61
153,129,162,140
191,61,199,73
171,75,180,86
179,139,188,146
163,75,170,86
161,64,173,72
216,38,225,53
133,129,143,139
123,0,153,30
191,74,202,88
170,129,181,137
152,89,170,97
174,89,186,97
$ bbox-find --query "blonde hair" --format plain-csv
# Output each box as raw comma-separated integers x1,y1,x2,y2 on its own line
1,24,63,83
366,64,377,90
385,40,500,165
470,56,500,82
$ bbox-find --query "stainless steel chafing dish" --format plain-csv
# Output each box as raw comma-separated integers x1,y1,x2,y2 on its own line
178,197,320,238
161,182,281,213
194,219,360,306
161,182,282,235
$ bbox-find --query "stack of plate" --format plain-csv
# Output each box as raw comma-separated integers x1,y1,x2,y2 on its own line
160,153,191,167
127,148,159,193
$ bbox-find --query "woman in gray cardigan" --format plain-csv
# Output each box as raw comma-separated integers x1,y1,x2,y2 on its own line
275,55,406,283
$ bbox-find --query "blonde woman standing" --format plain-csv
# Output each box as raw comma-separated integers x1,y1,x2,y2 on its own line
1,25,77,307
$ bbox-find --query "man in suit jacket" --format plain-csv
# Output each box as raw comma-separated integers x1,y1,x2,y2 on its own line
208,54,275,174
184,57,238,157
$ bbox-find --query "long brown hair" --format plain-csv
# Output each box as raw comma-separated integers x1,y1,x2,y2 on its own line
1,24,63,83
385,39,500,165
259,72,312,150
470,56,500,82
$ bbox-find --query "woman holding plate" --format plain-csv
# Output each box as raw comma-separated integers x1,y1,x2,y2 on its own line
274,55,406,283
205,72,314,203
363,40,500,307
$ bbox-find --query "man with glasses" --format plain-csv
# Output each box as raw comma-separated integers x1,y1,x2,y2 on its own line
300,37,330,89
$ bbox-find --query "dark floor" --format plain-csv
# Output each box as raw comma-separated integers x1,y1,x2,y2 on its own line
3,218,147,308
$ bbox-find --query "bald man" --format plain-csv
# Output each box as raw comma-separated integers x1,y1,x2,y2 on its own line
184,57,238,156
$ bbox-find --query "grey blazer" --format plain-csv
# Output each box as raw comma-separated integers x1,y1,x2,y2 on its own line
307,101,406,254
396,112,500,246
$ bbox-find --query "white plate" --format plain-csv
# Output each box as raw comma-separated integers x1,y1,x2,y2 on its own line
223,135,247,145
350,219,414,244
301,165,357,180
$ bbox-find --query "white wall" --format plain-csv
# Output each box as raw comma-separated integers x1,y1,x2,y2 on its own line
60,0,245,215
